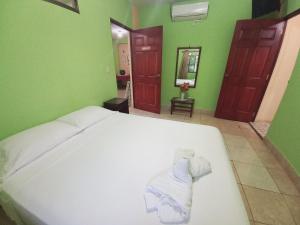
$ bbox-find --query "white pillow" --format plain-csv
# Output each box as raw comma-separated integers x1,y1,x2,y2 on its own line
0,121,80,177
57,106,113,129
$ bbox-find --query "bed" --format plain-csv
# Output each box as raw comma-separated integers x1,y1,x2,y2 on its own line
0,106,250,225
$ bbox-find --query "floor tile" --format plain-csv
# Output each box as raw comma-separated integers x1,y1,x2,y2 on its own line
250,121,270,138
223,134,251,149
241,126,259,139
284,195,300,225
234,162,279,192
268,168,300,196
247,137,269,152
243,186,296,225
222,135,264,167
231,161,241,183
255,149,283,169
218,120,243,136
238,184,254,221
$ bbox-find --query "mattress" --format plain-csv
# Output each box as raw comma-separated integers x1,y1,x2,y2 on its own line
2,112,250,225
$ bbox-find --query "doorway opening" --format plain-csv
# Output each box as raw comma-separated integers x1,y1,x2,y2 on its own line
250,13,300,138
110,19,133,106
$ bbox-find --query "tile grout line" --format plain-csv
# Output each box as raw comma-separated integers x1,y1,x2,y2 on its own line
266,167,300,197
242,184,298,225
239,183,255,223
282,194,299,225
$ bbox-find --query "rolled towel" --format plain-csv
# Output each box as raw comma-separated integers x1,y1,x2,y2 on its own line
173,158,192,183
144,159,192,224
174,148,195,162
174,149,212,179
189,156,212,178
158,196,190,224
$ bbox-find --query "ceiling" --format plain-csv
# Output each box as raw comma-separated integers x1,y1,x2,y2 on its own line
111,23,129,40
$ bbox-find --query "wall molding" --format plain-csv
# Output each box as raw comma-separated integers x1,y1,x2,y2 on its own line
264,137,300,192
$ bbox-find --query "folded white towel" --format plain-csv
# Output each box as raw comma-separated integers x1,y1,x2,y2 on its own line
174,149,212,178
145,150,212,224
174,148,195,162
189,156,212,178
144,159,192,224
173,158,192,183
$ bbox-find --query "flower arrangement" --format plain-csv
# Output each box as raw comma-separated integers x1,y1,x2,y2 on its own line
180,82,190,92
179,82,189,100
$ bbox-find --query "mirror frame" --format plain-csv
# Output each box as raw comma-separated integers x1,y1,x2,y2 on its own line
174,47,201,88
43,0,80,14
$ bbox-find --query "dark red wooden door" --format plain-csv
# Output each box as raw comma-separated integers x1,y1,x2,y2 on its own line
215,20,285,122
131,26,163,113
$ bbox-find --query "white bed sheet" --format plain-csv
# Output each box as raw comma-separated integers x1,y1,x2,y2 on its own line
3,112,250,225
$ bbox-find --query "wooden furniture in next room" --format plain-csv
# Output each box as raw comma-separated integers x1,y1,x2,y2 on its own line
103,98,129,114
171,97,195,117
116,74,130,82
116,74,130,89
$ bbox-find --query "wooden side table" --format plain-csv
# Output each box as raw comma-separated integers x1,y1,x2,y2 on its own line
103,98,129,114
171,97,195,117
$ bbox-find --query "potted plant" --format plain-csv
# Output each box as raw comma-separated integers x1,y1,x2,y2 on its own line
179,82,189,100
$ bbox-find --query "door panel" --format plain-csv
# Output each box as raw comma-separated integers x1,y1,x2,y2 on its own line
131,26,163,113
215,20,286,122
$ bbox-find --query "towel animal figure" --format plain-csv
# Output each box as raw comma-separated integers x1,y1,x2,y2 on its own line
144,149,212,224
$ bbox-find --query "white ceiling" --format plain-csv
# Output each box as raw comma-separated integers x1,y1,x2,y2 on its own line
111,23,129,40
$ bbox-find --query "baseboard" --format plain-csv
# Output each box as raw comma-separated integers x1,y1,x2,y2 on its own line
264,137,300,192
161,104,214,116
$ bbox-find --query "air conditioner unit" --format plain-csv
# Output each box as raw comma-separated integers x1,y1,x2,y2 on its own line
171,1,209,22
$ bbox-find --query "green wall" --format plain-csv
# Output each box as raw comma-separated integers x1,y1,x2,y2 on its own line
288,0,300,14
267,52,300,175
138,1,251,110
0,0,131,140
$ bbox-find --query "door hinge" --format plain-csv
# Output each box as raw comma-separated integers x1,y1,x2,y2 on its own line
266,74,270,81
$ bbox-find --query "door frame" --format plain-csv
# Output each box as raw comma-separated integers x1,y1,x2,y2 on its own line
283,8,300,20
110,18,135,107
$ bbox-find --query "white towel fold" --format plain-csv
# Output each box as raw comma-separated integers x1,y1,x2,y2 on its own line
173,158,192,183
189,156,212,178
144,149,212,224
145,159,192,224
174,149,212,178
174,149,195,162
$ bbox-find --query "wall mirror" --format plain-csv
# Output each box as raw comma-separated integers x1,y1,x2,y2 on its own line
44,0,80,13
175,47,201,88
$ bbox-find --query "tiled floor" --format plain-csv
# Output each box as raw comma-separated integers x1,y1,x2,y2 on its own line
250,121,271,138
0,108,299,225
130,107,300,225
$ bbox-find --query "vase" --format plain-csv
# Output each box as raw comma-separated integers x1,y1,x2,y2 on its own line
180,91,186,100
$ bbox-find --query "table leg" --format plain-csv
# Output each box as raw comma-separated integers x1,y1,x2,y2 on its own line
190,103,194,117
